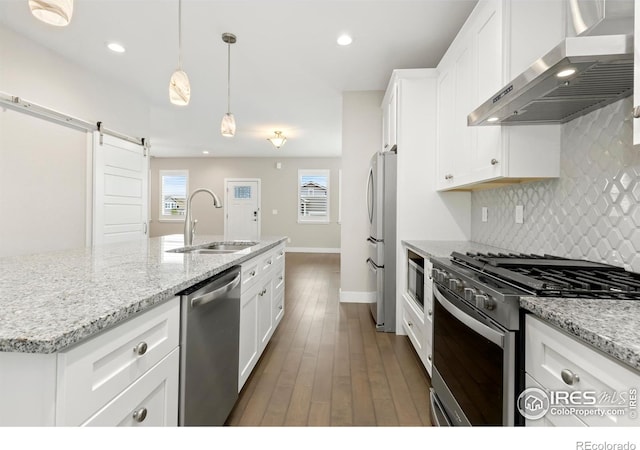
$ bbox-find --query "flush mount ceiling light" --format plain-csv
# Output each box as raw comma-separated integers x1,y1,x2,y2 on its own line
220,32,237,137
267,131,287,149
169,0,191,106
556,68,576,78
29,0,73,26
107,42,125,53
337,34,353,46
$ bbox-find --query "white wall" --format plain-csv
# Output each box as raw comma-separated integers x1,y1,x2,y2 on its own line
150,157,341,251
340,91,384,300
0,25,150,256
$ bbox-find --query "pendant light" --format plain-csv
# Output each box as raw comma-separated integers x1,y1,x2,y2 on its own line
220,33,237,137
169,0,190,106
28,0,73,26
267,131,287,149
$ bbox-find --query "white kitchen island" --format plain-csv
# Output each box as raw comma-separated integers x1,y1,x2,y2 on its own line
0,235,287,426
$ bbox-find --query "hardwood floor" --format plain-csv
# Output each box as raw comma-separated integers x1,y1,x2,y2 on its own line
226,252,433,426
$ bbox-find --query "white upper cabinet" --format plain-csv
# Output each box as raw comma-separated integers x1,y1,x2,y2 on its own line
437,0,564,191
382,83,398,152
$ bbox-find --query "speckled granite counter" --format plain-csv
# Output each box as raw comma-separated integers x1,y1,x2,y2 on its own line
0,235,286,354
402,240,640,372
402,240,512,258
520,297,640,372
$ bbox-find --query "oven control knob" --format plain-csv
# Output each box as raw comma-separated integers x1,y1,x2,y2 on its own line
464,287,477,302
449,278,462,292
431,268,442,282
475,294,495,311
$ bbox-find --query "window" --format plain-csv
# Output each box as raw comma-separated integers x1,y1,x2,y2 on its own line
159,170,188,220
298,169,330,223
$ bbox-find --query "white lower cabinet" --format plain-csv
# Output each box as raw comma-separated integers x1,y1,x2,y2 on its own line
525,315,640,427
238,243,286,391
0,297,180,426
81,348,179,426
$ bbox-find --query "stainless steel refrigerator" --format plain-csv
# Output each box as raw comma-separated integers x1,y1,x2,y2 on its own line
366,149,396,332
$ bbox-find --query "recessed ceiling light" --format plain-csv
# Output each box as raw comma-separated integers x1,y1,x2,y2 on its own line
337,34,353,46
487,117,500,123
107,42,126,53
556,68,576,78
202,150,209,155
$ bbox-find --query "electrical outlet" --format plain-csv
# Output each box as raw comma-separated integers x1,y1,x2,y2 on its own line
272,209,278,215
482,207,488,223
515,205,524,224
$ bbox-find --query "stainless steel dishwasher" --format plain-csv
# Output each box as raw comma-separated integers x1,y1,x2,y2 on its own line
178,265,241,426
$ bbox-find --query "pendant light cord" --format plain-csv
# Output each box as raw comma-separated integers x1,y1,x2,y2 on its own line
227,42,231,113
178,0,183,69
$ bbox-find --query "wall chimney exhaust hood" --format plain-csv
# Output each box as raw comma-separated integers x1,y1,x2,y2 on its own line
468,34,633,126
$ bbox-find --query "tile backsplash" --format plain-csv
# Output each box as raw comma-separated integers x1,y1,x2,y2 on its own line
471,97,640,272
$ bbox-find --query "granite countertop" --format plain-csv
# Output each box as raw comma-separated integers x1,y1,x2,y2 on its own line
402,240,640,372
0,235,286,354
520,297,640,372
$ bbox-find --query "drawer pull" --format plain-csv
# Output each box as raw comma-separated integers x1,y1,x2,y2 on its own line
250,270,256,277
428,354,432,362
133,342,148,356
132,407,148,423
279,251,284,256
490,158,499,166
407,321,413,327
279,276,284,281
561,369,580,386
266,260,273,265
279,305,283,310
427,309,432,317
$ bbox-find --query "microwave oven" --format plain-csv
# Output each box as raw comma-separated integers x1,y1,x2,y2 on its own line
407,249,424,309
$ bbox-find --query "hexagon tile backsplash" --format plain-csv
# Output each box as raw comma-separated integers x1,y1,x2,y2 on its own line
471,97,640,273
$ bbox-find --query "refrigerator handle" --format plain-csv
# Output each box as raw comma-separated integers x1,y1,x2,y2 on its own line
366,166,374,224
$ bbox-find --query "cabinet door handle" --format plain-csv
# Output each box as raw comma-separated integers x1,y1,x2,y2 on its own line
560,369,580,386
634,106,640,119
279,305,283,310
133,342,148,356
250,270,256,277
407,321,413,327
444,174,453,180
491,158,499,165
132,407,148,423
428,309,432,317
428,354,432,362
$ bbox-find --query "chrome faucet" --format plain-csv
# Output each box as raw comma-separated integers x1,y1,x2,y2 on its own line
184,188,223,246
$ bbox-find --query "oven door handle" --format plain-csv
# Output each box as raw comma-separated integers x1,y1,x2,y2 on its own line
434,286,504,348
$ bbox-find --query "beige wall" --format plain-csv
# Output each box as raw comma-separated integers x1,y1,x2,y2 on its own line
340,91,384,298
0,25,150,256
150,157,342,250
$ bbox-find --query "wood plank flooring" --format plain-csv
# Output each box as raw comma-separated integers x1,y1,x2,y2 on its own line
226,252,433,426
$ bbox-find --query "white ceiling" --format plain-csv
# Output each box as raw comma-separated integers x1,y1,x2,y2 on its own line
0,0,477,158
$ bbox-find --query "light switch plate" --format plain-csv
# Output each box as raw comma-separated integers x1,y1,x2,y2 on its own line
515,205,524,224
482,207,488,223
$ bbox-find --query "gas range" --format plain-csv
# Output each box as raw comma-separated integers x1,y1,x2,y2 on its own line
431,252,640,330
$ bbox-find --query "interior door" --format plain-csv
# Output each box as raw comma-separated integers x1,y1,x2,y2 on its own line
92,132,149,246
224,179,260,241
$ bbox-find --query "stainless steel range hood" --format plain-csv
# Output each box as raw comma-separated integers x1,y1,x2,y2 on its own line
468,34,633,126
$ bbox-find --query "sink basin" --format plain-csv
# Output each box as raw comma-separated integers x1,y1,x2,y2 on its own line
167,241,258,254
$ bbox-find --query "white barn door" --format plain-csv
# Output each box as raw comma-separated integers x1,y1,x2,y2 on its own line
92,132,149,246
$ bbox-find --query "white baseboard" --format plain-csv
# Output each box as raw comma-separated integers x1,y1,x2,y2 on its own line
339,289,376,304
286,247,340,254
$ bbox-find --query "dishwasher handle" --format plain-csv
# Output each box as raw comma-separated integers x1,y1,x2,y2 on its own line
190,273,241,309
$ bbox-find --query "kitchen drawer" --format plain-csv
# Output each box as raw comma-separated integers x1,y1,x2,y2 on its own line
526,314,640,427
273,244,286,266
241,259,260,293
260,249,277,276
56,297,180,426
81,348,179,426
524,374,587,427
273,289,284,326
402,293,425,361
273,265,285,295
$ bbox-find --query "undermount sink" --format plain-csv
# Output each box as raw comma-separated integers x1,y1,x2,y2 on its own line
168,241,258,254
